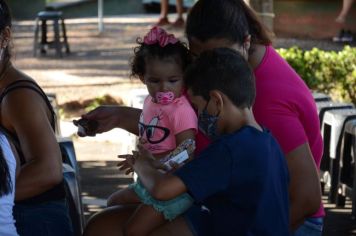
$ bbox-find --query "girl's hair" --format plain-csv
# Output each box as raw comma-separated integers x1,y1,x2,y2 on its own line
130,32,191,79
0,146,12,196
0,0,12,62
186,0,272,46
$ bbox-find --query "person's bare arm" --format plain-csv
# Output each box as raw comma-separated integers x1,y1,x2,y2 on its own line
287,142,322,230
81,105,142,136
3,89,63,200
175,130,195,147
124,145,187,201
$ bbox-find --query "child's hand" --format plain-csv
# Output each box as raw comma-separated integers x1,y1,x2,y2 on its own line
136,144,155,162
167,160,181,172
117,154,135,175
152,159,169,171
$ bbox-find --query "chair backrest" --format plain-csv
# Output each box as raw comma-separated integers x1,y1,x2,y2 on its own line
58,137,79,173
63,163,85,236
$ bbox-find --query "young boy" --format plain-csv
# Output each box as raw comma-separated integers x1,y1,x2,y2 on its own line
123,48,290,235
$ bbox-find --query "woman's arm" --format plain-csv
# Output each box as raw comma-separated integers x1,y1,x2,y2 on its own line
287,143,322,230
81,105,142,136
3,89,63,200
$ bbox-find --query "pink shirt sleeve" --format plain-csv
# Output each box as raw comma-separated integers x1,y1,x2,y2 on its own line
253,45,324,217
255,105,308,154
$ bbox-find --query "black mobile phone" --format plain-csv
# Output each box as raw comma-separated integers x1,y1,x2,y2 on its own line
73,118,99,136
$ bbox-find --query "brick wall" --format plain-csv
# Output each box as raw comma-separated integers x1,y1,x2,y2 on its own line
273,0,356,39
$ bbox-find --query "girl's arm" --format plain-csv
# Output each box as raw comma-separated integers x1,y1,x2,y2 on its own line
175,129,196,159
157,129,196,168
118,129,196,174
127,145,188,201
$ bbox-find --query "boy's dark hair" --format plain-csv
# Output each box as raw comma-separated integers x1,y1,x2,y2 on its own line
130,39,191,78
186,0,271,46
0,146,12,196
0,0,12,62
185,48,255,108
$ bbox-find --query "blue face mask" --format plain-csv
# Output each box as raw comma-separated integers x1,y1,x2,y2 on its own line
198,99,220,141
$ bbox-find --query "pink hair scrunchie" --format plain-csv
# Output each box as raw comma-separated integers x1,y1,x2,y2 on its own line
143,26,179,47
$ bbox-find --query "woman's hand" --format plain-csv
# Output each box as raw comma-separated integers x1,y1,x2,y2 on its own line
78,105,121,136
78,105,142,136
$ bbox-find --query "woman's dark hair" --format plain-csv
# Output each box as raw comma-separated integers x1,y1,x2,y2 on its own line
186,0,272,46
0,0,12,62
185,48,255,109
130,38,191,78
0,146,12,196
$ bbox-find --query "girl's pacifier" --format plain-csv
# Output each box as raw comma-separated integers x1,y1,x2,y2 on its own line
155,91,175,105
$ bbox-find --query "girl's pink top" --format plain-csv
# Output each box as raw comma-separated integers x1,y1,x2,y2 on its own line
140,95,197,154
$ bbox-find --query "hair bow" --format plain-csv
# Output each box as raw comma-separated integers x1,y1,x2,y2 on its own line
143,27,178,47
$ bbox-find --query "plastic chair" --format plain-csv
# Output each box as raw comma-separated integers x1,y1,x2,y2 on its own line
320,108,356,203
336,119,356,218
312,92,331,102
58,137,80,174
63,163,85,236
46,93,61,136
316,101,353,127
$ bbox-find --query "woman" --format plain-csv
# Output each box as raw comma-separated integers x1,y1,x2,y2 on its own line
82,0,322,235
0,1,73,235
0,133,19,236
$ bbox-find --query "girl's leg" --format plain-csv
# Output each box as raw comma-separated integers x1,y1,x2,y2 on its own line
124,204,166,236
107,187,140,207
150,217,193,236
83,205,193,236
83,205,138,236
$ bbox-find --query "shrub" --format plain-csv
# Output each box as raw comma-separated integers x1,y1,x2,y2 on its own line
277,46,356,104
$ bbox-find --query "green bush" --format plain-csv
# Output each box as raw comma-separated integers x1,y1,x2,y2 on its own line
277,46,356,105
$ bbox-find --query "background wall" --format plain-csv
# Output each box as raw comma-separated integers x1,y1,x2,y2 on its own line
274,0,356,39
8,0,46,19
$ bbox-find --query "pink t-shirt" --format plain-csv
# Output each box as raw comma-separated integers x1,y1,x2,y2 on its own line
253,45,324,217
139,95,197,154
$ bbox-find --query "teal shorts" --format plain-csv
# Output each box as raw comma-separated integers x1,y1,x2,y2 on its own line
129,180,193,221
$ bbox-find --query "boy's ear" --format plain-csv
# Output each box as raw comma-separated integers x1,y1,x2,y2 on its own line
209,90,224,111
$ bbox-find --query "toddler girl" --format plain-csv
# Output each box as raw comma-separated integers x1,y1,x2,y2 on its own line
107,27,197,236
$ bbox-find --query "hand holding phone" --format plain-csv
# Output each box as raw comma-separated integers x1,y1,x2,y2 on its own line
163,150,189,170
73,118,99,137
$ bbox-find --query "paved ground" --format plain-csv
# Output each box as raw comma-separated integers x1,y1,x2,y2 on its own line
11,14,356,235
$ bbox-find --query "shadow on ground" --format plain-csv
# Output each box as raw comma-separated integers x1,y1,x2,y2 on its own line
78,161,356,236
